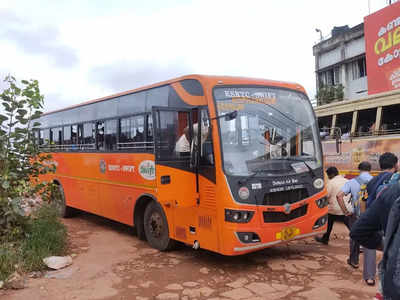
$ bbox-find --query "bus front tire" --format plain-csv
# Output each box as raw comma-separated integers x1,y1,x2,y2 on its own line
143,201,176,251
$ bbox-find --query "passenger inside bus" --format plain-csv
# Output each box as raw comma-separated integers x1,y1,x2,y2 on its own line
175,123,209,157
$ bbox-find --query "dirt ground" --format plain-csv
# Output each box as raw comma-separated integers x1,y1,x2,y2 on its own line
1,212,380,300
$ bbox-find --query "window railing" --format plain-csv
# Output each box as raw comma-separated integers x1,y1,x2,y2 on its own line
320,128,400,140
117,141,154,150
39,143,96,151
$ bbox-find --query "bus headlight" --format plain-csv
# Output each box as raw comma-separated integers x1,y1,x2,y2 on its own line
315,197,328,208
313,178,324,189
225,209,254,223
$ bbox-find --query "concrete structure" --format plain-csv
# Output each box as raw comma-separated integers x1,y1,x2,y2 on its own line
313,24,367,104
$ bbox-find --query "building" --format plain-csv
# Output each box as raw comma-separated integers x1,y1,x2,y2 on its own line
313,24,367,105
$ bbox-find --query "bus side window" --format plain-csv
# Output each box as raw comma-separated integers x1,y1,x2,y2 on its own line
42,129,50,149
118,115,145,151
51,127,62,151
71,125,78,150
147,114,154,143
39,130,44,146
96,121,105,151
63,126,71,150
105,119,118,151
83,122,95,150
200,109,214,165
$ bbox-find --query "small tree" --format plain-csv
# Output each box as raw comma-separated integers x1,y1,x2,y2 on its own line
316,84,344,105
0,75,55,240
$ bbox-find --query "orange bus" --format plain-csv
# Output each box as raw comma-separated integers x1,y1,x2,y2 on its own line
36,75,328,255
315,89,400,178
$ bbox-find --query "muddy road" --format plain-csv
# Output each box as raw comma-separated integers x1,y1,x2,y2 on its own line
2,212,379,300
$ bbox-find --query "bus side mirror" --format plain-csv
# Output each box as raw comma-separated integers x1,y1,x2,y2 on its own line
211,110,238,121
225,110,238,121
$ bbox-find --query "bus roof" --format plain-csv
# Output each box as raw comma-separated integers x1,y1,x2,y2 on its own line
42,74,307,116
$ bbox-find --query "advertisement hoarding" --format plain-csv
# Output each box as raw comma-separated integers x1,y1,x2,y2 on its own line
364,2,400,95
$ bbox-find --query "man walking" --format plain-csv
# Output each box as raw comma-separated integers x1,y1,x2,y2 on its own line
315,166,350,244
350,179,400,300
336,161,373,269
362,152,398,286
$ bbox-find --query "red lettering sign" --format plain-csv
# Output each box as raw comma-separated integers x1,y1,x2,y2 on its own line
365,2,400,95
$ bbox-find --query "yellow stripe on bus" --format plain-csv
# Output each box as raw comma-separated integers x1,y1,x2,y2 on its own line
54,174,156,191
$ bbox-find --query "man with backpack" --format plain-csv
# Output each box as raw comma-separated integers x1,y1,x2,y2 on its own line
366,152,398,208
336,161,373,269
362,152,398,287
350,180,400,300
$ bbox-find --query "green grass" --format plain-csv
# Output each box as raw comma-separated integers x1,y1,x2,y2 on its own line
0,243,22,281
0,204,67,281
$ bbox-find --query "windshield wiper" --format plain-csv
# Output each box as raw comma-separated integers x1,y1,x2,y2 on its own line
238,169,268,185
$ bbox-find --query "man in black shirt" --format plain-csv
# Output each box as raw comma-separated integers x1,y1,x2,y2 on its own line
350,182,400,300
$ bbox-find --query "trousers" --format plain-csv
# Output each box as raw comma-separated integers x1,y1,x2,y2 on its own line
321,213,360,264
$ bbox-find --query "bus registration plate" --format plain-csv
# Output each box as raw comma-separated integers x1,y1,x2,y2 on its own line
276,227,300,241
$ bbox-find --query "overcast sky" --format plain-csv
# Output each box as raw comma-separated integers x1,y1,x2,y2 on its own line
0,0,390,112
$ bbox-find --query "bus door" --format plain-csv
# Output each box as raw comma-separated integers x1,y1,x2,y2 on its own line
152,107,198,244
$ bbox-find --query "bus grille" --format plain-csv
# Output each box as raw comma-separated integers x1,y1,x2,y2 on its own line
263,205,308,223
263,189,308,206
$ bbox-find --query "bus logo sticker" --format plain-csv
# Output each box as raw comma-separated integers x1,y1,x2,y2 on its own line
100,160,106,173
139,160,155,180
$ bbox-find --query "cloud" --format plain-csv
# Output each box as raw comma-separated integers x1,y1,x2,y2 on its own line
43,92,73,113
88,60,193,93
0,9,79,68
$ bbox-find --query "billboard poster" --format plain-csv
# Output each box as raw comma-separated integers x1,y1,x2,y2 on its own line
364,2,400,95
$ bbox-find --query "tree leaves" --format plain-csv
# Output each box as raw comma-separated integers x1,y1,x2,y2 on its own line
0,75,55,239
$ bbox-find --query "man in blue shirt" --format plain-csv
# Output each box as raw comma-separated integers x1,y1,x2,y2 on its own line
336,161,373,269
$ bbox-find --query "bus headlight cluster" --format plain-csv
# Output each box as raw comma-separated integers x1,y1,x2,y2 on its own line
313,178,324,189
225,209,254,223
315,197,329,208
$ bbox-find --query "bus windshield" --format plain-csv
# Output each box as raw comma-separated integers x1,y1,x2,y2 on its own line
214,86,322,176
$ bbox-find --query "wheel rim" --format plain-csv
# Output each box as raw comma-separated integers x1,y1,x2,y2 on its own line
148,211,163,238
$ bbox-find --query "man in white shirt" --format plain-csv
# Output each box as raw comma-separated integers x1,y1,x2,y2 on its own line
175,123,209,154
315,166,351,244
175,126,191,153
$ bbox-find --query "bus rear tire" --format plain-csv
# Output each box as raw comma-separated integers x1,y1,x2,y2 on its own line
143,201,176,251
53,183,74,218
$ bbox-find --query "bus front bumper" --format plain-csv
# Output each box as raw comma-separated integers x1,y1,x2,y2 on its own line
222,213,328,255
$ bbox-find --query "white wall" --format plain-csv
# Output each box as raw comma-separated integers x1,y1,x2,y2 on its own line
346,77,368,99
318,48,342,69
345,37,365,60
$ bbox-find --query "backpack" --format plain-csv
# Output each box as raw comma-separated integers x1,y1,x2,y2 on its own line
354,176,369,214
376,172,400,199
381,195,400,299
365,172,395,208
